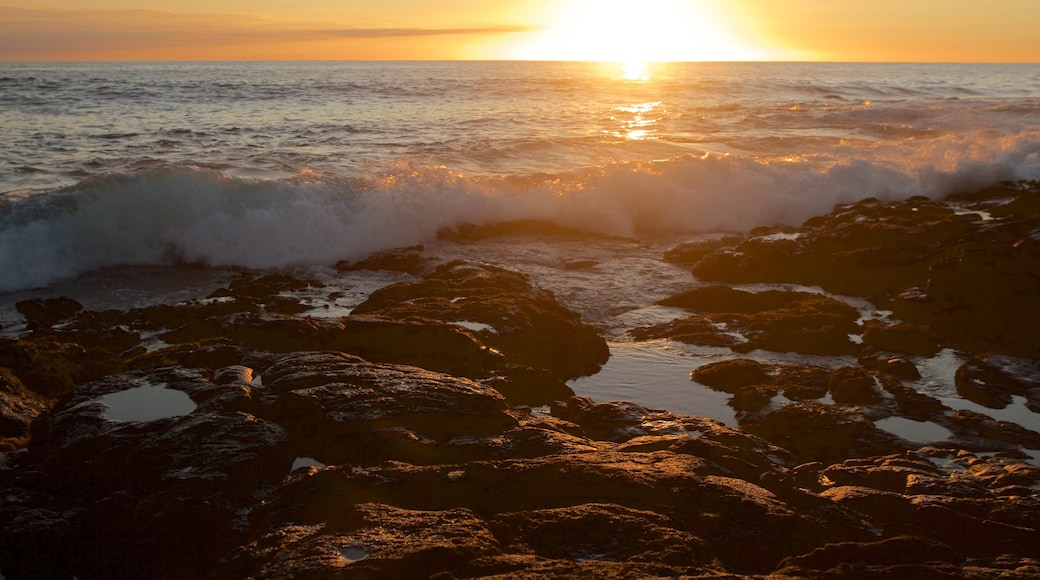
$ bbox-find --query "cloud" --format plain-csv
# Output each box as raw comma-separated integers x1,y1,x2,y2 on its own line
0,5,538,59
319,26,538,39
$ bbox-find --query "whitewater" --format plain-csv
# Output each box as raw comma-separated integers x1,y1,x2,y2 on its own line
2,61,1039,295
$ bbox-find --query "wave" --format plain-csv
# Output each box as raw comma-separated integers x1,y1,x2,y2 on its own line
2,136,1039,293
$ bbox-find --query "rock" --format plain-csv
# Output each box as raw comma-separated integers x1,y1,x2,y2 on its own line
254,351,517,465
773,535,962,578
0,335,121,400
662,235,743,264
860,353,922,380
2,365,292,578
482,366,575,406
653,287,861,355
955,355,1037,410
350,261,609,379
0,368,47,447
217,503,503,579
15,297,82,328
774,365,832,400
744,402,903,463
335,245,433,275
829,367,883,406
436,219,608,242
690,184,1040,357
862,320,940,356
690,359,772,393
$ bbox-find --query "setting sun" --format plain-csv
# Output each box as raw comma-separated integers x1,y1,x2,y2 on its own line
512,0,766,62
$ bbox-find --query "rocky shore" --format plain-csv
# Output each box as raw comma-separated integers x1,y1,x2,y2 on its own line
2,182,1039,578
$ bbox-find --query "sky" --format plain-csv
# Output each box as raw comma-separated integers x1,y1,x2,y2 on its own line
2,0,1039,62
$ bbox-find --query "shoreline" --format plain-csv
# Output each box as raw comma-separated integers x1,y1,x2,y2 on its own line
1,181,1039,577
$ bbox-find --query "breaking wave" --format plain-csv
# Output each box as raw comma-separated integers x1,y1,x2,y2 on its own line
3,132,1039,293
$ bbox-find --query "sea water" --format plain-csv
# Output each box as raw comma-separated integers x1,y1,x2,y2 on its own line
2,61,1039,431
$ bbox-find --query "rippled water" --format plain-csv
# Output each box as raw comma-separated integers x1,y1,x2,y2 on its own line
3,61,1039,292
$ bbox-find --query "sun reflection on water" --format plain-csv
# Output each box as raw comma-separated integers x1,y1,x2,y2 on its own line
621,61,651,82
612,100,663,140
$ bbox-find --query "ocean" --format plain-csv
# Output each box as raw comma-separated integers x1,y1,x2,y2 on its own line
2,61,1040,429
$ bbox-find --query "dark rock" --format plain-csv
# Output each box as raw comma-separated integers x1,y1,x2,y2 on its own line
217,502,503,579
15,297,82,328
0,335,121,400
744,402,902,463
630,316,740,347
955,355,1035,410
690,184,1040,357
774,365,833,400
350,261,608,379
335,245,433,275
662,235,743,264
656,287,861,355
2,365,292,578
0,368,47,447
483,366,574,406
829,367,883,406
255,351,516,465
860,353,922,380
773,535,963,579
731,385,779,412
862,320,940,356
334,316,505,378
690,359,772,393
437,219,611,242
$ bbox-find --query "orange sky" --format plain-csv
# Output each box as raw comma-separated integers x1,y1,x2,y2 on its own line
2,0,1039,62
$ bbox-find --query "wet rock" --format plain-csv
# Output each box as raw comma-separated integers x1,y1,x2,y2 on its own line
333,316,504,378
829,366,883,406
351,261,609,379
437,219,606,241
649,287,860,355
482,366,574,407
690,358,772,393
862,320,940,356
744,402,903,463
0,335,122,400
487,503,715,567
15,297,82,328
690,184,1040,357
254,351,516,465
774,365,833,400
955,355,1037,410
1,365,292,578
773,535,963,579
241,448,866,576
860,353,922,380
335,245,434,275
0,369,47,447
662,235,742,264
218,503,502,579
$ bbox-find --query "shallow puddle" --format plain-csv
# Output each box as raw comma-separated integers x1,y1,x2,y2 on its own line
875,416,953,444
569,341,737,426
100,384,197,422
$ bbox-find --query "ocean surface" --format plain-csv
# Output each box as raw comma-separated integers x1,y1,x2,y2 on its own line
2,61,1040,433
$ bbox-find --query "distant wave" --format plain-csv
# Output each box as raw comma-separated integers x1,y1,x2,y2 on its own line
3,133,1039,293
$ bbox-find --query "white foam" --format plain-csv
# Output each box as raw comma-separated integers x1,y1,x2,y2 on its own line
2,124,1039,294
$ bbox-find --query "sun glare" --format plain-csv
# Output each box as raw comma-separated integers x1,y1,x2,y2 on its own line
515,0,763,63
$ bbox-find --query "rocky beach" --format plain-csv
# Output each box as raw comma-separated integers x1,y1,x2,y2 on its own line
2,181,1040,578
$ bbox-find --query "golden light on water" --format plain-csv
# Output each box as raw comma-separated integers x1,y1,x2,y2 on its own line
612,101,663,140
512,0,766,63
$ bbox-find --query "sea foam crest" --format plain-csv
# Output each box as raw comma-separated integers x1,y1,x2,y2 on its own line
2,136,1039,293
